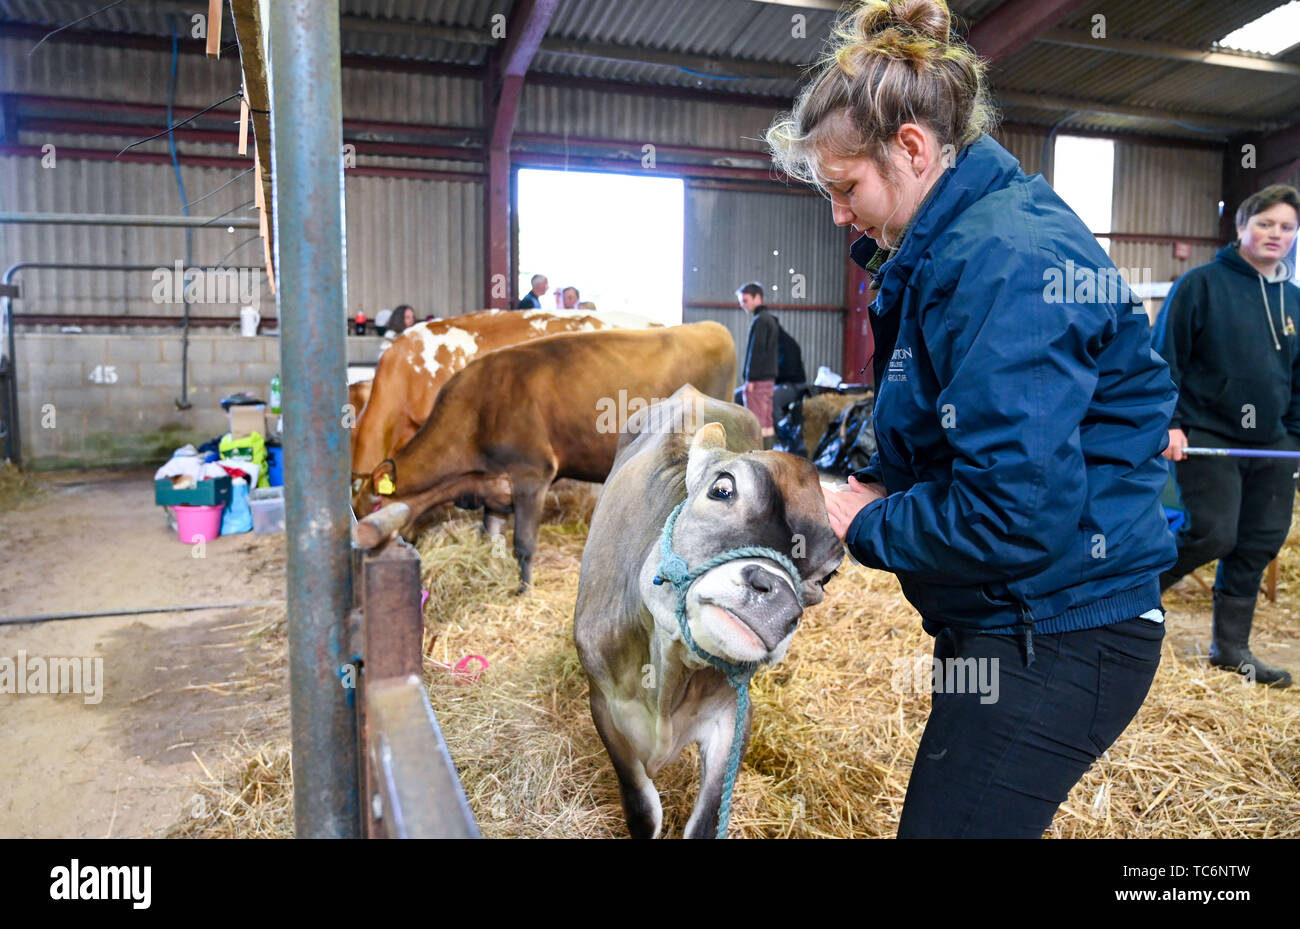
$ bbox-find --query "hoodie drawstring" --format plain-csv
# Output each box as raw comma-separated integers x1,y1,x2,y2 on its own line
1259,273,1286,351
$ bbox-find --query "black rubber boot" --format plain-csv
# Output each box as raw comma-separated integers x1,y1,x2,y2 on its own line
1209,592,1292,687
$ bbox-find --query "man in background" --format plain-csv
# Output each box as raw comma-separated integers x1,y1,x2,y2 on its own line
518,274,548,309
737,281,778,449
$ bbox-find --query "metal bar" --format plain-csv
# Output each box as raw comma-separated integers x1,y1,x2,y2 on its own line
1184,447,1300,459
686,301,842,312
269,0,358,839
0,211,259,228
1038,28,1300,77
13,313,273,327
367,676,480,839
1094,233,1224,246
995,91,1264,134
0,144,478,181
0,601,284,627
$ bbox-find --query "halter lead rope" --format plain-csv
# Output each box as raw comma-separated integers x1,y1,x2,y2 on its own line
651,499,805,838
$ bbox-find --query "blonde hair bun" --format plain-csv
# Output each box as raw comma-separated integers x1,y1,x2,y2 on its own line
857,0,951,43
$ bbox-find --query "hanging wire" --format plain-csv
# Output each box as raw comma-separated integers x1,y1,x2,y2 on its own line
199,199,256,227
185,168,255,208
115,90,242,158
28,0,127,55
215,236,263,268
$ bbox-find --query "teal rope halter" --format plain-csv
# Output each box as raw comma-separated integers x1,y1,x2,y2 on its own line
651,499,805,838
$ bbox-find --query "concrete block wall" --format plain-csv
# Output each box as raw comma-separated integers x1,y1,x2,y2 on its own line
13,331,392,468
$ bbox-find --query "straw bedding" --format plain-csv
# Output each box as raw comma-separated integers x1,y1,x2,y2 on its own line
171,481,1298,838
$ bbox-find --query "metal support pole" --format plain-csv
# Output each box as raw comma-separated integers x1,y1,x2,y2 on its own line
0,211,258,228
268,0,358,837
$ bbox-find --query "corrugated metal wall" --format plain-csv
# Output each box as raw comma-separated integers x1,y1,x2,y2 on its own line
994,126,1046,178
684,185,844,376
518,84,772,152
684,304,842,384
0,38,485,322
1111,141,1222,282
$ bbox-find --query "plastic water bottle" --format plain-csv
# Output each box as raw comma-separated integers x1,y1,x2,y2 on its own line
269,374,282,415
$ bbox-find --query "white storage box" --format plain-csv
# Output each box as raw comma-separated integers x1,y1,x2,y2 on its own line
249,486,285,535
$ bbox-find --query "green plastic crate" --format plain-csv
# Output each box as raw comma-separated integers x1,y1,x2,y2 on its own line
154,475,232,507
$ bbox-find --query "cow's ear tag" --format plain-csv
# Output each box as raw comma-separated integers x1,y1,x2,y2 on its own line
376,474,395,496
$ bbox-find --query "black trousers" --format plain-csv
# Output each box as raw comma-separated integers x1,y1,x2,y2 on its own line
897,617,1164,838
1160,428,1297,598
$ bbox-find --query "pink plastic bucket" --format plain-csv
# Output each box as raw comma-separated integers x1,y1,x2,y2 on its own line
175,504,223,543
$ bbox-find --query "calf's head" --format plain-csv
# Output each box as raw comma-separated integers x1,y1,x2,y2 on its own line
647,422,843,667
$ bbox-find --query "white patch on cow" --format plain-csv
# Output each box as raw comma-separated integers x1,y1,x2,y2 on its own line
579,322,596,331
529,317,550,334
408,324,479,378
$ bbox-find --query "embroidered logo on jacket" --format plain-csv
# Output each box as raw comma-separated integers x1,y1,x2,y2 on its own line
887,346,912,382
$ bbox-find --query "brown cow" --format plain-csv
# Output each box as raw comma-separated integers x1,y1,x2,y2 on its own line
350,308,652,514
370,322,737,590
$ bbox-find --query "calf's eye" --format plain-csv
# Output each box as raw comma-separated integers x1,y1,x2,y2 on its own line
707,475,735,501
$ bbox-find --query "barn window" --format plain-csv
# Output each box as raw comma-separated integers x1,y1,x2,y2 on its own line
1053,135,1116,255
516,168,684,325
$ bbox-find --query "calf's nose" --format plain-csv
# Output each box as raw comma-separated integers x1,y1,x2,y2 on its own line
742,564,776,595
738,564,802,649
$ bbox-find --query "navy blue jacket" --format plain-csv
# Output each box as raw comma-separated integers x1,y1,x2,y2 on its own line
845,135,1177,639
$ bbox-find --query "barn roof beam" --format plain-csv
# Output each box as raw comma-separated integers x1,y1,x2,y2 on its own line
995,89,1267,134
966,0,1096,65
483,0,558,310
1036,28,1300,77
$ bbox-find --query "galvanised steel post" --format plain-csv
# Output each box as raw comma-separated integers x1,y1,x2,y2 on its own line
267,0,358,837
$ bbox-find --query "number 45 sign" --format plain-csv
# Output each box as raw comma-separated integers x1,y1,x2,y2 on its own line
88,365,118,384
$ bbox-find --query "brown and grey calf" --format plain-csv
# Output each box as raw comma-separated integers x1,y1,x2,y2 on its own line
574,386,843,838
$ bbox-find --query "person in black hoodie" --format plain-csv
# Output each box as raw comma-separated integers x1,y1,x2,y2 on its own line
1154,184,1300,687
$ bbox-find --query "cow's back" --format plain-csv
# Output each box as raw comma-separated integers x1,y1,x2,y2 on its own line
351,309,618,475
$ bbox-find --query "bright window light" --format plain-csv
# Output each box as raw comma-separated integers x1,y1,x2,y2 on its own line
1217,1,1300,56
517,168,684,326
1053,135,1115,254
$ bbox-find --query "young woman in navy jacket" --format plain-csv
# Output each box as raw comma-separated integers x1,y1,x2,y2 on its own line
769,0,1178,837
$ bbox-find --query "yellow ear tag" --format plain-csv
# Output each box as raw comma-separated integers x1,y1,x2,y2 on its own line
376,474,395,496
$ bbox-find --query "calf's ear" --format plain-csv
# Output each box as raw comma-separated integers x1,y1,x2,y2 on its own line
686,421,727,492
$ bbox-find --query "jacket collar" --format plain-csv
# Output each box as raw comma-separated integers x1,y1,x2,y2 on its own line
851,134,1025,315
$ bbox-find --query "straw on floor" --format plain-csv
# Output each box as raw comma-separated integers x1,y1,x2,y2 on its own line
170,480,1299,838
